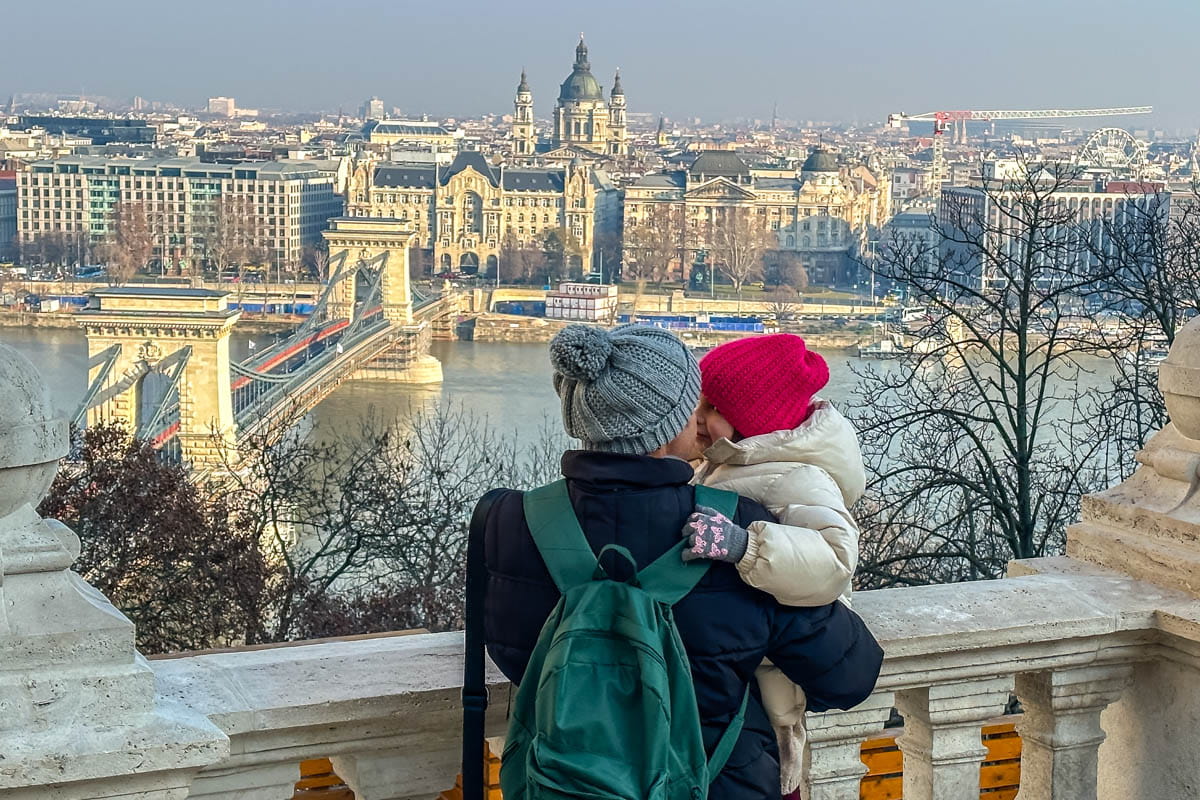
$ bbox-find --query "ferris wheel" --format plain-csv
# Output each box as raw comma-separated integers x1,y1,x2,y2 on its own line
1076,128,1148,171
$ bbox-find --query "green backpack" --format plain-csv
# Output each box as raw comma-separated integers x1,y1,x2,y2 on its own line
499,480,748,800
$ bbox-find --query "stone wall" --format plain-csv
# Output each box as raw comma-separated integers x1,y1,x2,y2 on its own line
466,314,573,343
0,310,79,328
461,313,872,350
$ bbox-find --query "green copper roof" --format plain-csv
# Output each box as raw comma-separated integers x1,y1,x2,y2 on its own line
802,149,839,172
559,37,603,102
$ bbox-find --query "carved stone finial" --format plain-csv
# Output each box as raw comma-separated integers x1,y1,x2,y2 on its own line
1065,317,1200,596
0,343,227,793
0,343,68,522
1160,317,1200,442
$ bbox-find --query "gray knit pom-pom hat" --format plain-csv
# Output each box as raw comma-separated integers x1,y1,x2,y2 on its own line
549,324,701,454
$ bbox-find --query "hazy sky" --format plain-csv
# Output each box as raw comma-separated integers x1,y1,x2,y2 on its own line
4,0,1197,130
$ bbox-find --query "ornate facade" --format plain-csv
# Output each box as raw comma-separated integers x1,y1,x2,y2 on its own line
511,37,628,159
345,151,620,274
624,150,890,286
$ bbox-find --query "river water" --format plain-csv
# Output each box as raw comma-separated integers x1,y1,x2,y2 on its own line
1,326,873,444
1,326,1120,453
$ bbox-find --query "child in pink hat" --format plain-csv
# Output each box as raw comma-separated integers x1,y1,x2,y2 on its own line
683,333,865,798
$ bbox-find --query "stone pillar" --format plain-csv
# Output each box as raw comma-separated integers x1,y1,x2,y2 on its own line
323,217,415,325
83,340,143,428
76,288,241,469
894,678,1011,800
177,314,240,468
332,746,462,800
1015,665,1132,799
189,763,301,800
1011,317,1200,797
806,691,895,800
0,342,227,797
326,257,359,321
1066,318,1200,594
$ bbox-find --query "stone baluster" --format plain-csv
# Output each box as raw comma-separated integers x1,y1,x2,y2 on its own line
0,342,227,798
188,763,302,800
1014,665,1132,799
333,745,465,800
805,691,895,800
895,678,1012,800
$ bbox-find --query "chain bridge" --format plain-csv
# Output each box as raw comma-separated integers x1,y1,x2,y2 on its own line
72,217,466,468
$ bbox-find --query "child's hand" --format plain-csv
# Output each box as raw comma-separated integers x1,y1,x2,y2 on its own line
682,506,749,564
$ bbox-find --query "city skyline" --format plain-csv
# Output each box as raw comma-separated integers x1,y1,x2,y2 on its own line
3,0,1198,130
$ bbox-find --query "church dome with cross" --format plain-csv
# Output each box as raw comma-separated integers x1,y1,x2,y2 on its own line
558,37,604,102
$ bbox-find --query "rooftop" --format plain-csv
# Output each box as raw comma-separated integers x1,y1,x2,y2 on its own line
28,155,337,180
689,151,751,177
87,286,229,298
363,119,455,138
802,148,840,172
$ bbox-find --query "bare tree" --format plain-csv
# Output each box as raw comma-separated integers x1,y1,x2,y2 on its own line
766,286,801,318
21,231,90,272
42,406,565,652
38,424,269,654
541,227,584,281
210,403,564,642
764,249,809,293
593,228,623,283
1082,187,1200,478
202,195,261,277
851,159,1118,587
709,206,774,304
500,230,548,285
100,201,154,285
623,203,686,288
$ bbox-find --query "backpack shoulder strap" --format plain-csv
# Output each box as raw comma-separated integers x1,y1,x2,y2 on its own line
706,689,750,785
463,487,507,800
523,479,596,593
637,485,741,606
695,484,740,519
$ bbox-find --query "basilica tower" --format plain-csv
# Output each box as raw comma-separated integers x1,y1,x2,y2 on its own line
513,69,535,157
608,70,628,157
553,36,610,153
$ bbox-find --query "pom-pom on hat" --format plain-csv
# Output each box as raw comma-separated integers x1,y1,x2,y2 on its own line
550,324,700,455
699,334,829,438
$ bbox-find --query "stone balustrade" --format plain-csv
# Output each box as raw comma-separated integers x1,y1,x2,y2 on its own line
1,318,1199,799
137,559,1183,800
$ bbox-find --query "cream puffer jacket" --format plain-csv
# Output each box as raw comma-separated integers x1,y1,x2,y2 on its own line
694,398,864,606
693,399,865,794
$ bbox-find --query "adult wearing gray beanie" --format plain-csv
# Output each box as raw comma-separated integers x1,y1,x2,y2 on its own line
549,323,701,455
474,324,885,800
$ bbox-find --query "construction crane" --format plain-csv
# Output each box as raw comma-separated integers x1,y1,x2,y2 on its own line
886,106,1153,184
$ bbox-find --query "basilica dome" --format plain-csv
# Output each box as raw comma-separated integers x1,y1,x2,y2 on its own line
559,37,604,102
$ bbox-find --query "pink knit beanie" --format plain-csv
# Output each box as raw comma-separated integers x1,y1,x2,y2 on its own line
699,334,830,438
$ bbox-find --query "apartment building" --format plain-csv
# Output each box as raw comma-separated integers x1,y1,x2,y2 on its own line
17,156,343,270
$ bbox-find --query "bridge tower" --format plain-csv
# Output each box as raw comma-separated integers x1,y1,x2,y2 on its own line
322,217,415,324
76,287,240,468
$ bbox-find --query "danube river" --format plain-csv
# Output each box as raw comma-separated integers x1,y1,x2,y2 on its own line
1,326,872,445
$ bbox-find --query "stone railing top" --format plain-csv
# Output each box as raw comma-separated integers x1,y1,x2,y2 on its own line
153,630,508,739
862,558,1177,652
148,558,1198,743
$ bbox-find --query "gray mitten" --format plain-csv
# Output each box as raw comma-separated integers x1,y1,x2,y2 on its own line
681,505,749,563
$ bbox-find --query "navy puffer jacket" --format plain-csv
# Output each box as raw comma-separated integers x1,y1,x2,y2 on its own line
483,451,884,800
